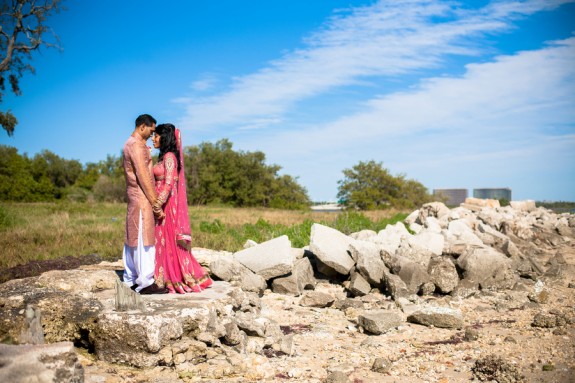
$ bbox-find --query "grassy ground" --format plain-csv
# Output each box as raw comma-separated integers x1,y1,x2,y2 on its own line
0,202,407,271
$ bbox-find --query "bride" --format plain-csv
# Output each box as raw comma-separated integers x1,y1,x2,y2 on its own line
151,123,213,294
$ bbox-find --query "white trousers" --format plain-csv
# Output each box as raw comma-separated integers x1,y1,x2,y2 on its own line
122,210,155,292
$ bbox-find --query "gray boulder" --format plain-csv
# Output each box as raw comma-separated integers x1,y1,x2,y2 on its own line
0,342,83,383
347,272,371,297
428,256,459,294
393,257,431,294
299,291,335,308
407,306,464,329
349,240,386,285
309,224,355,275
382,270,410,300
417,202,450,223
234,235,294,280
358,310,404,335
457,246,516,290
271,257,316,296
209,255,267,294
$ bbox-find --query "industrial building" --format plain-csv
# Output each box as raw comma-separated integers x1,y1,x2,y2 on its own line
473,188,512,201
433,189,468,207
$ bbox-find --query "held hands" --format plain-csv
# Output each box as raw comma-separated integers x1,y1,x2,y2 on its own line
152,199,165,220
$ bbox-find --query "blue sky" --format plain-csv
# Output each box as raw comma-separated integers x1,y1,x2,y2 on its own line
2,0,574,202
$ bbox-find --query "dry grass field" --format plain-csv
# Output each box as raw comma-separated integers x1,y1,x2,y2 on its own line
0,202,406,271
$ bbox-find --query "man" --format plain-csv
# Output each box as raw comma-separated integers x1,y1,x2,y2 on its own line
122,114,167,294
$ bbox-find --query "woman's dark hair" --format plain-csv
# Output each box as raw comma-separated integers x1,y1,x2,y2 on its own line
156,123,181,171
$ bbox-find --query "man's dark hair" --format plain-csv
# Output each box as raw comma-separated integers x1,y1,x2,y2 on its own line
135,114,157,127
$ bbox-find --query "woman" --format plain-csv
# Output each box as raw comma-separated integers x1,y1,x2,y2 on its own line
151,123,212,294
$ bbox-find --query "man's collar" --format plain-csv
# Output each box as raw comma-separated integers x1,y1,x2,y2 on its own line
131,131,145,142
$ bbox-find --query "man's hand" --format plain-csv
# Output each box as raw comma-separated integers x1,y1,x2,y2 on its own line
152,199,165,220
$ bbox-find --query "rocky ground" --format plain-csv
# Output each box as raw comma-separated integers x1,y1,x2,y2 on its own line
76,241,575,383
2,201,574,383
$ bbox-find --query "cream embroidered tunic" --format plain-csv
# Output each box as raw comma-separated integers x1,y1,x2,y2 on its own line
123,133,157,247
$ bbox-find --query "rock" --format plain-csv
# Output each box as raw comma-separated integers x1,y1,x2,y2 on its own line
349,240,386,285
234,311,266,337
299,291,335,308
224,322,245,346
395,240,434,269
407,231,445,257
324,371,350,383
472,354,524,383
347,272,371,297
350,229,377,241
18,304,44,345
457,246,516,290
420,281,436,296
510,200,536,212
0,277,103,346
532,312,564,328
271,257,316,296
375,222,410,256
0,342,83,383
464,327,480,341
357,310,403,335
234,235,294,280
393,258,431,294
451,279,479,299
243,239,258,248
93,312,186,367
115,278,145,311
371,357,392,373
443,221,484,256
334,298,365,311
417,202,451,223
462,197,501,211
209,256,267,294
382,270,410,300
407,306,464,329
428,256,459,294
528,280,550,303
309,224,355,275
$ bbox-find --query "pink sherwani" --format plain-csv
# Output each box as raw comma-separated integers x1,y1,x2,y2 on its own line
123,133,157,247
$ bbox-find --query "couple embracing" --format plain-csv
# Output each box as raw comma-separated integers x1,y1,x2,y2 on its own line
122,114,212,295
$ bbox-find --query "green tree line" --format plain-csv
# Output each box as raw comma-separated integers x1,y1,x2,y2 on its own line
0,142,436,210
0,140,312,209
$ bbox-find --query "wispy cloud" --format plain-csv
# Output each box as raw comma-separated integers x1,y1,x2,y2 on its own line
250,36,575,198
176,0,573,131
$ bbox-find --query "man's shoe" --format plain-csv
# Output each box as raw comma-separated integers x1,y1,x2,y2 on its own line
139,283,169,295
130,284,138,291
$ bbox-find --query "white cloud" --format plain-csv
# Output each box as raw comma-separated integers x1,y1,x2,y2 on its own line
253,37,575,200
175,0,573,132
190,73,219,92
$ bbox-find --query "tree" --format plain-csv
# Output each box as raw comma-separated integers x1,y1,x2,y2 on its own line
185,138,311,208
1,0,64,136
337,160,433,210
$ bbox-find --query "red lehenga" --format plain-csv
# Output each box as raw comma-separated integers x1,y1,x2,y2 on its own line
153,130,212,294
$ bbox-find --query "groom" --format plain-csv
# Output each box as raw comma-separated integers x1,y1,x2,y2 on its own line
122,114,167,294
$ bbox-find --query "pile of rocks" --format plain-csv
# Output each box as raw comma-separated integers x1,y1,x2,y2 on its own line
210,199,573,305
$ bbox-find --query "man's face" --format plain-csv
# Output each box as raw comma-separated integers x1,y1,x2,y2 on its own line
139,123,156,140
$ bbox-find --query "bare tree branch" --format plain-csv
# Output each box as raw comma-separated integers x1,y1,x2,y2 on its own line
0,0,64,136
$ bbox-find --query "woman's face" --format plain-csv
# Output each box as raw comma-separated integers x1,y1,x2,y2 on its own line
152,132,161,149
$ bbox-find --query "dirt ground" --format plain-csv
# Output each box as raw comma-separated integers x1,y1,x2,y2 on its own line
77,240,575,383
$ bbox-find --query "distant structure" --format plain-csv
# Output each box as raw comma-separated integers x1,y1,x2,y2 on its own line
310,202,344,212
473,188,512,201
433,189,468,207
